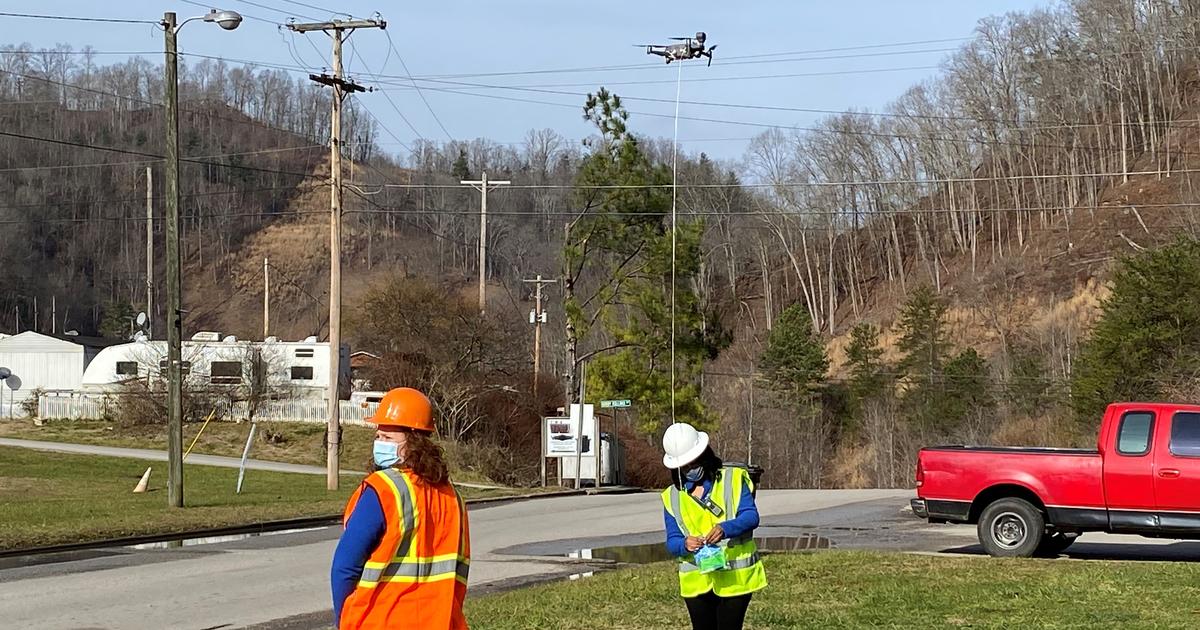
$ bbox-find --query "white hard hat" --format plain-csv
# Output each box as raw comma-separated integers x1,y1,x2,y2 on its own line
661,422,709,469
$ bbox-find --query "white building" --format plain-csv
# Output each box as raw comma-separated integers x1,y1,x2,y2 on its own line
0,332,94,408
81,332,350,399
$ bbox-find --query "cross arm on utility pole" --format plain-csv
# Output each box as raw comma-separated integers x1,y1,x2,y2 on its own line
463,173,512,314
287,18,386,33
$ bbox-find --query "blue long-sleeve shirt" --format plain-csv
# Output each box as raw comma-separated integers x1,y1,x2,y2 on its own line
663,475,760,558
331,485,387,625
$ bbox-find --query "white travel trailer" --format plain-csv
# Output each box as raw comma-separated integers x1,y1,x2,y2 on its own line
80,332,350,399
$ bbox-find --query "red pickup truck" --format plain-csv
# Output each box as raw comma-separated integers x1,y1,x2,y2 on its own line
912,402,1200,557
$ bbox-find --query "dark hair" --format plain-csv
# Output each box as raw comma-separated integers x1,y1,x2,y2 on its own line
403,431,451,486
670,446,722,487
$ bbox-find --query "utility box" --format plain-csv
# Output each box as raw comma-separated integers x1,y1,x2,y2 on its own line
560,431,624,487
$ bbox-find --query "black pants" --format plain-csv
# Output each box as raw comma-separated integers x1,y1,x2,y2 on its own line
684,592,752,630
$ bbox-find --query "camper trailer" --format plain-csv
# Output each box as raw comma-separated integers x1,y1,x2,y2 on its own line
80,332,350,399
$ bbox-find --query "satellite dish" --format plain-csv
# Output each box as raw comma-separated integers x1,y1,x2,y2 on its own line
0,368,10,379
136,312,148,327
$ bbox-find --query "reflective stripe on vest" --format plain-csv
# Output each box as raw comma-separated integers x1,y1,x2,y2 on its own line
661,467,767,597
358,468,469,588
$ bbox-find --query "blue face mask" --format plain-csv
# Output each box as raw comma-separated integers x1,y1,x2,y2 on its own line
373,440,401,469
684,465,705,483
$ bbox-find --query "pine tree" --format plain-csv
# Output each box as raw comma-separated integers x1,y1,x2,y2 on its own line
759,304,829,398
1072,238,1200,423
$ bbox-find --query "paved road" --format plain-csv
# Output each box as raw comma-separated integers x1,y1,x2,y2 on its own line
0,438,501,489
4,488,1199,630
0,489,906,629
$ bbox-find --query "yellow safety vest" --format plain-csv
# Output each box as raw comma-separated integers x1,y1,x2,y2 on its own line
661,466,768,598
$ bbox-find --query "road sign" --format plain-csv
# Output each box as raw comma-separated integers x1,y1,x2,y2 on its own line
543,409,595,458
600,399,631,409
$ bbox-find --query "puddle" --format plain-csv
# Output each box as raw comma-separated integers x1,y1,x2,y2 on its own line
567,535,833,566
125,526,327,550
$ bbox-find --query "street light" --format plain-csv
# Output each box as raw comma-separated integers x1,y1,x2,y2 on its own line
161,9,242,509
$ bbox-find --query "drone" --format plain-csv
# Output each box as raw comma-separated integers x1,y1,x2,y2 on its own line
636,32,717,66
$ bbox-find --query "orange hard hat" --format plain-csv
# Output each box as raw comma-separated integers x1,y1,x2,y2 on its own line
367,387,435,432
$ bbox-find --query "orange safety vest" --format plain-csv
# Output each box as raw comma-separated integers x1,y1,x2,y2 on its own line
338,467,471,630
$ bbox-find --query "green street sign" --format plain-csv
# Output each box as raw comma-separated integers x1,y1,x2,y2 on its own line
600,399,632,409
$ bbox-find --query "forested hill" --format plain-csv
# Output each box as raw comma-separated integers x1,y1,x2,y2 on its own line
6,0,1200,487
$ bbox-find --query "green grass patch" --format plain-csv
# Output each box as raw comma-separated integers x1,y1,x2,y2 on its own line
0,418,501,486
0,445,358,550
466,551,1200,629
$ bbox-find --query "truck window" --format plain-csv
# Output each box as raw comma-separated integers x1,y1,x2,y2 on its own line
1170,412,1200,457
1116,411,1154,456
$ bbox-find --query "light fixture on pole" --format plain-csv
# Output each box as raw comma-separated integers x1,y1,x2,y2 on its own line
161,8,242,509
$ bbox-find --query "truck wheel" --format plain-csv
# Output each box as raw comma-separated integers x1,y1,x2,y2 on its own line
1034,532,1078,557
977,498,1045,558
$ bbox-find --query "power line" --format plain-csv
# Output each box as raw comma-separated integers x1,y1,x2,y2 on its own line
0,129,323,180
350,94,414,154
347,41,426,141
0,144,323,173
404,37,970,81
385,64,944,91
233,0,318,22
0,11,158,24
0,183,325,214
335,200,1200,220
400,83,1200,157
366,166,1200,190
385,30,453,141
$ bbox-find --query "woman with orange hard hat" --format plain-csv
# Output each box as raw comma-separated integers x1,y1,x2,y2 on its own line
331,387,471,630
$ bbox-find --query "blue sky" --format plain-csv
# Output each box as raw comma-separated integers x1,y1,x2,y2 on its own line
18,1,1049,162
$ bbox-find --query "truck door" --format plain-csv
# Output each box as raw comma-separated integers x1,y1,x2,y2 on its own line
1103,409,1158,532
1153,410,1200,532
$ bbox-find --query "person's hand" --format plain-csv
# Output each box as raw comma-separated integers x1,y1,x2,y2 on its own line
685,536,705,552
704,525,725,544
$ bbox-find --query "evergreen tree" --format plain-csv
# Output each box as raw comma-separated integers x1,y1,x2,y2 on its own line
1072,239,1200,423
450,149,470,180
99,300,136,339
846,323,888,401
759,304,829,398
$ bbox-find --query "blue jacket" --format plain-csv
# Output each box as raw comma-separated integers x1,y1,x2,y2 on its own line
331,485,386,624
663,474,760,558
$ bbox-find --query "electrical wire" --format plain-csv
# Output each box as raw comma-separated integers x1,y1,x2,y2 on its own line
0,11,158,24
385,30,453,141
346,40,425,141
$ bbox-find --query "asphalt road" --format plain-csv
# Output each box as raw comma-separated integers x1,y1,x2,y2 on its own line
3,488,1200,630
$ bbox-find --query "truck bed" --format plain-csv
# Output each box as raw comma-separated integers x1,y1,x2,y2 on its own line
924,445,1098,455
918,446,1105,523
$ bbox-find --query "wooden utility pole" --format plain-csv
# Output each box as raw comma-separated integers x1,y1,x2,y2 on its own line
146,165,153,339
522,275,557,399
461,172,510,314
288,17,385,491
263,257,270,339
163,11,184,508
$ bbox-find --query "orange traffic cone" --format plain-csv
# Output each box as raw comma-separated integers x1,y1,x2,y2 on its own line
133,467,152,493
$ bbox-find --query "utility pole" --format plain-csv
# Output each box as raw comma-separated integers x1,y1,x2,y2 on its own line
146,165,153,339
522,275,557,399
263,257,270,338
161,7,243,509
461,172,510,314
289,17,385,491
163,11,184,508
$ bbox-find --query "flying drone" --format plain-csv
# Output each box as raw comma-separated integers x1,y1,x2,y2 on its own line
636,31,717,66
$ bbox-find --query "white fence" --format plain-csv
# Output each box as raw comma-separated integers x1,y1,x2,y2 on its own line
37,393,377,426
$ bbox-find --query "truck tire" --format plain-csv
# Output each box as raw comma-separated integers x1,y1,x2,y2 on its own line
1034,532,1078,557
977,498,1045,558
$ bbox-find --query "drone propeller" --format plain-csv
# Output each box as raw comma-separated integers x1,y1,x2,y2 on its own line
668,37,692,41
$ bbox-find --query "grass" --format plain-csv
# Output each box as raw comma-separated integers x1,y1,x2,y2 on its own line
0,445,357,550
465,551,1200,629
0,443,533,551
0,417,502,486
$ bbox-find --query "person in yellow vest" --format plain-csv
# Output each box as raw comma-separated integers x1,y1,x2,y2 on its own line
331,387,470,630
661,422,767,630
